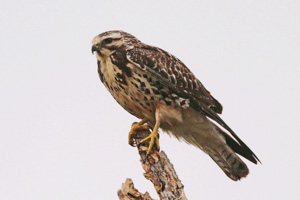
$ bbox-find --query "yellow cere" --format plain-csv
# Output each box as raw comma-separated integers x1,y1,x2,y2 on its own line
93,40,100,45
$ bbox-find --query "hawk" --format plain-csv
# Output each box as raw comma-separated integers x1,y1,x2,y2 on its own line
91,30,260,181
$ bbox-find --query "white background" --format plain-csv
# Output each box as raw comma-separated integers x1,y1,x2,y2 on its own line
1,1,299,199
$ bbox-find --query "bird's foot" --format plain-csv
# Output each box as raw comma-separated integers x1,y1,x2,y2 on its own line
128,119,149,146
140,130,160,154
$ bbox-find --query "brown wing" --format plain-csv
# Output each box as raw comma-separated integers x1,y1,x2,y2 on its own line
126,43,260,164
127,43,223,114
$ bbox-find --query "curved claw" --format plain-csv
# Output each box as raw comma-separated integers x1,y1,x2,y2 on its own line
128,119,149,146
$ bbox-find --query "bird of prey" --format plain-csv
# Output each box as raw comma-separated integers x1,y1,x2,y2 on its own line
91,30,260,181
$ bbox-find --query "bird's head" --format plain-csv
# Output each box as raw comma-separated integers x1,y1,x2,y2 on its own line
91,30,140,58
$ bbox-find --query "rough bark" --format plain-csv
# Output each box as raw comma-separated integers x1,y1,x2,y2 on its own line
117,178,154,200
118,124,187,200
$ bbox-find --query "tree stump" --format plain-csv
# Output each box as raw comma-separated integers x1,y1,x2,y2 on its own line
118,124,187,200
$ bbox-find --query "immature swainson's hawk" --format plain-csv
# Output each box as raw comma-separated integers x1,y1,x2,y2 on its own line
91,30,260,181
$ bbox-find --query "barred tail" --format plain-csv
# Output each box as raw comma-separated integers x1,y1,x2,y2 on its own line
161,107,258,181
207,143,249,181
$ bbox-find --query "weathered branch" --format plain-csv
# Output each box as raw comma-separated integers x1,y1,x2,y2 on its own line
117,178,154,200
118,124,187,200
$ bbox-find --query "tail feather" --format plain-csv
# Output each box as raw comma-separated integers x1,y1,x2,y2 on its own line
160,107,258,181
207,144,249,181
215,125,258,164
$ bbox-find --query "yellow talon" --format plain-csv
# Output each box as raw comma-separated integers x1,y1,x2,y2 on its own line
140,130,160,154
140,119,161,154
128,118,149,146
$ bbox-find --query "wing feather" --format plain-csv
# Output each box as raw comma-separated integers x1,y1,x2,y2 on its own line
127,44,223,113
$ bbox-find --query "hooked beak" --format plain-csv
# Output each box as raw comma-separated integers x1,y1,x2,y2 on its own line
91,45,99,54
91,40,101,54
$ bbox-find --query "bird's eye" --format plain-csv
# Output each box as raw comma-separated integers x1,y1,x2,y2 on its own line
102,38,113,46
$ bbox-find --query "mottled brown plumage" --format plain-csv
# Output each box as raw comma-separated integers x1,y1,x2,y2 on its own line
92,30,260,181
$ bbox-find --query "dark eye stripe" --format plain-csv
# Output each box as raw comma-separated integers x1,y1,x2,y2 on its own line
102,38,113,46
102,37,121,46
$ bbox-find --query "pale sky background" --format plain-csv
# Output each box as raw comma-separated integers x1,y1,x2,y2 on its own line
1,1,300,199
